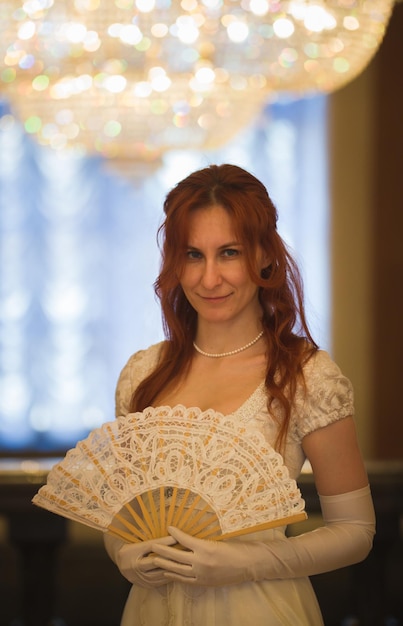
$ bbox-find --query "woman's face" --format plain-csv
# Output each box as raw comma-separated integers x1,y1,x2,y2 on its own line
179,204,267,326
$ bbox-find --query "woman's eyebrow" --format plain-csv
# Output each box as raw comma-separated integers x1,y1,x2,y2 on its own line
186,241,242,250
218,241,242,249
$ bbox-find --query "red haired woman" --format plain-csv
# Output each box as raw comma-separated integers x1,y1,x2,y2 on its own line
105,164,375,625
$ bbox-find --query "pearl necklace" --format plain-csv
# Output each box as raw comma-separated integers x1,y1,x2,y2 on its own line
193,331,264,358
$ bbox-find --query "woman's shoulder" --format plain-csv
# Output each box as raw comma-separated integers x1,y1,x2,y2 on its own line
291,349,354,440
115,341,165,417
123,341,165,373
302,348,345,376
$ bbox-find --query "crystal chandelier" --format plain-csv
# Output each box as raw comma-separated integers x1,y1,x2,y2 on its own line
0,0,395,161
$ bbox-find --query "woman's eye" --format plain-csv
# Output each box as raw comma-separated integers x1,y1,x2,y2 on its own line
222,248,240,258
186,249,202,260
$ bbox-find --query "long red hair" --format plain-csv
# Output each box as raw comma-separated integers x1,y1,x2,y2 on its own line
130,164,318,449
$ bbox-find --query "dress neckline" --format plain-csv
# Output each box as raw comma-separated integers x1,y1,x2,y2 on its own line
231,381,266,420
153,381,266,421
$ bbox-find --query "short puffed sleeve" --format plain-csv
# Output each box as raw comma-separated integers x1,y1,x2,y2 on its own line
115,342,164,417
290,350,354,442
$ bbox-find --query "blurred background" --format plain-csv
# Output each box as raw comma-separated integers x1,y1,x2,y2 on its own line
0,1,402,624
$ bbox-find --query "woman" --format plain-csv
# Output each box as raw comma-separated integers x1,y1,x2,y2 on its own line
104,164,375,625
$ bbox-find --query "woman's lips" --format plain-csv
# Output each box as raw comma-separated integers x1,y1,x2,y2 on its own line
198,294,232,303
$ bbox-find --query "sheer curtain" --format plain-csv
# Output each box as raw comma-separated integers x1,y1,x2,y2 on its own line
0,95,329,452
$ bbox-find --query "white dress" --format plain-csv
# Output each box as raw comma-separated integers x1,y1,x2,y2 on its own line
114,343,354,626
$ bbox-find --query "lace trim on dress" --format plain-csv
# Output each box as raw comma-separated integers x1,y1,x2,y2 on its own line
115,346,354,445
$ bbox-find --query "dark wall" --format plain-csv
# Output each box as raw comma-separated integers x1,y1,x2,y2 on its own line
329,2,403,461
373,3,403,459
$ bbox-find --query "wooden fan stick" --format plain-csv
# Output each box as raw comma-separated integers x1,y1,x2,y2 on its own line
107,524,142,543
145,490,161,538
110,489,173,543
218,511,307,540
112,509,149,541
181,503,215,534
133,487,158,538
171,488,192,527
124,501,152,537
178,492,203,529
165,486,179,530
159,485,166,537
194,523,222,539
108,494,157,541
108,510,307,543
154,423,166,537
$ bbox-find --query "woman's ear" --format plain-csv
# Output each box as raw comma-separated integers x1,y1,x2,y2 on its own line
259,248,272,271
261,264,272,279
256,247,272,279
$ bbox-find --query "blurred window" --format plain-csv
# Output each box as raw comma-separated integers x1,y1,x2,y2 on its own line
0,96,329,452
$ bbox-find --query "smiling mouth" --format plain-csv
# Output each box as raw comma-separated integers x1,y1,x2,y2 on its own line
199,294,232,302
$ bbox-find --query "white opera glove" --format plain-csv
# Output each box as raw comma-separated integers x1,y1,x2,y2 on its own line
104,533,176,588
150,484,375,587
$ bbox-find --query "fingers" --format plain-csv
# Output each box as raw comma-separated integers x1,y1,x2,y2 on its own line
151,529,196,576
151,544,194,572
152,552,194,574
154,535,178,547
163,571,197,584
121,534,176,561
151,528,194,562
167,526,200,549
139,534,177,555
119,530,202,587
138,568,171,586
138,554,160,572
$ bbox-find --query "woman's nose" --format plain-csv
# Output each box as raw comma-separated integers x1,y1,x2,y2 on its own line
200,259,222,289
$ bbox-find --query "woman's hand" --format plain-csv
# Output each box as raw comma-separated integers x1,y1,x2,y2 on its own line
151,479,375,587
107,534,176,588
151,527,267,586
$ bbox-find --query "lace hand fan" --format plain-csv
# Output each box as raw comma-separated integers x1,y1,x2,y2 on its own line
33,406,307,543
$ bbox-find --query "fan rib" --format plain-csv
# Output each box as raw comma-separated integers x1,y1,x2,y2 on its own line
114,507,149,541
135,494,158,539
107,525,141,543
166,486,179,529
124,501,152,538
109,515,146,542
217,511,307,540
145,490,160,538
195,523,223,539
178,492,202,529
159,486,166,536
181,500,215,535
171,488,192,527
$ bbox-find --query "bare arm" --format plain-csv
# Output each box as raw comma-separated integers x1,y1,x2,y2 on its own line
302,416,369,495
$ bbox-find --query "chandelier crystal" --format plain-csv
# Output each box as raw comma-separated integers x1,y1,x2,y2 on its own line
0,0,395,160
